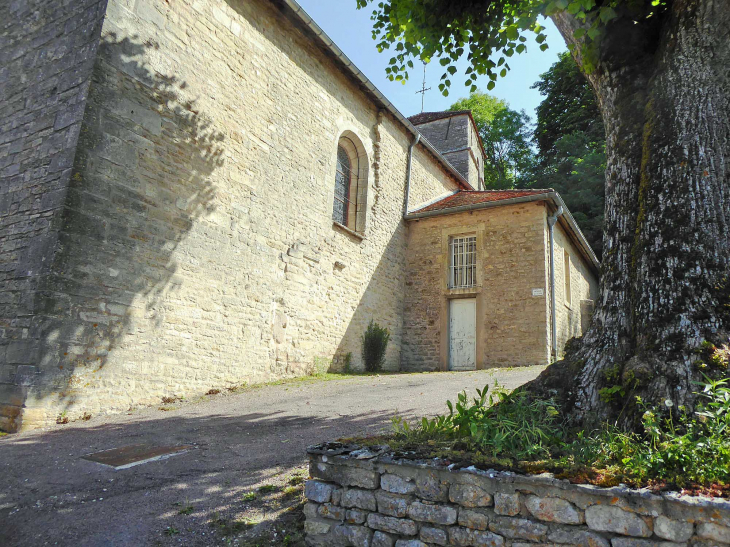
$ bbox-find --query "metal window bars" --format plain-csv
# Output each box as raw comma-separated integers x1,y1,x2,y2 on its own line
449,236,477,288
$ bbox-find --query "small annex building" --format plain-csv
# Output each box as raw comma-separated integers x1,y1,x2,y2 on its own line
0,0,598,431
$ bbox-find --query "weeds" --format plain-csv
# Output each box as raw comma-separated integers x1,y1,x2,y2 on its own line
393,382,562,460
257,484,280,494
176,500,194,515
392,377,730,489
241,492,257,502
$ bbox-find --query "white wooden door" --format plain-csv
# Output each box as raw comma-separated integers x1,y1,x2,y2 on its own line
449,298,476,371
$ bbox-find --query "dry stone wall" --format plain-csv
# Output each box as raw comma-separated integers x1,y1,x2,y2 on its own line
305,443,730,547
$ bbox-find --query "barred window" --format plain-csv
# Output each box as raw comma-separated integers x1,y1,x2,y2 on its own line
332,144,352,226
449,235,477,288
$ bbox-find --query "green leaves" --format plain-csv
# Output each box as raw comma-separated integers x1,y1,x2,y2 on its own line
359,0,669,94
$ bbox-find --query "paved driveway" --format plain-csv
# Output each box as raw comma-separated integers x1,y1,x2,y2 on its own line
0,366,543,546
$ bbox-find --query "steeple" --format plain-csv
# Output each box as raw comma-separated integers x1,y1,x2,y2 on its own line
408,111,486,190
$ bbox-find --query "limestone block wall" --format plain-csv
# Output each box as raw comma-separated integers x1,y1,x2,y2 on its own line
0,0,108,431
305,443,730,547
548,221,599,359
5,0,461,429
403,202,550,371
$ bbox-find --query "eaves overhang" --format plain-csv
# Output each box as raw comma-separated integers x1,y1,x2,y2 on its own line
273,0,474,191
405,191,601,274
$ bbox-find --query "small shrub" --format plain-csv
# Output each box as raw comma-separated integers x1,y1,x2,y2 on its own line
343,352,353,374
361,320,390,372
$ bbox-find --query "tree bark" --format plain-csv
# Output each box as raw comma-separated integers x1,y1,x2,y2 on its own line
529,0,730,427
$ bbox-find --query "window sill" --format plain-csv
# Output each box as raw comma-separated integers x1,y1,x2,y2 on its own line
333,221,364,241
445,286,482,297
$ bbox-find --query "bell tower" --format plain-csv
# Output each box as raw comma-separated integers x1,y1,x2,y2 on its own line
408,111,486,190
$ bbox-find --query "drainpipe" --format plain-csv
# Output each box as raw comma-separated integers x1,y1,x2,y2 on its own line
548,205,564,361
403,133,421,216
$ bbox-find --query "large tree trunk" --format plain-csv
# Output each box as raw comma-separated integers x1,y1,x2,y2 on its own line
530,0,730,427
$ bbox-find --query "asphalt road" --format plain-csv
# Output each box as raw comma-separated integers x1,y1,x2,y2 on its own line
0,366,543,546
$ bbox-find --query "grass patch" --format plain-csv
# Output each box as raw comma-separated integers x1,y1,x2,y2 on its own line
177,503,194,515
241,491,257,502
385,377,730,495
257,484,280,494
211,517,255,536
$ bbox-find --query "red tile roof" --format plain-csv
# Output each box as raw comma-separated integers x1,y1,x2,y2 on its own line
413,190,552,214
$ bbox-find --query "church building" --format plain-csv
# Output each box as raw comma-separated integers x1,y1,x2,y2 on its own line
0,0,599,431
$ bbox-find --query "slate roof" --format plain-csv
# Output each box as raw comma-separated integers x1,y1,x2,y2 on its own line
407,110,473,125
413,190,553,214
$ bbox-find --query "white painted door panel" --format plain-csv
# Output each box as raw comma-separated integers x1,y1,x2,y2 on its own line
449,298,476,371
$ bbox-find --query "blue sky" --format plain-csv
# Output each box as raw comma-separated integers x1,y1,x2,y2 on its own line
296,0,567,122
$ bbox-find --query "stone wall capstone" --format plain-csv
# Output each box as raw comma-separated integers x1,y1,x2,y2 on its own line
305,443,730,547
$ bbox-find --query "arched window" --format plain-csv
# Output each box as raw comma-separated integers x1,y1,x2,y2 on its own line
332,133,368,234
333,145,351,226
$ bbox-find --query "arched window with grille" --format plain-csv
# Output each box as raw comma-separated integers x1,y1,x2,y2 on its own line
332,133,368,235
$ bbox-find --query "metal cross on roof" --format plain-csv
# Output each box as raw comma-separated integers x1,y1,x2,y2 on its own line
415,62,431,113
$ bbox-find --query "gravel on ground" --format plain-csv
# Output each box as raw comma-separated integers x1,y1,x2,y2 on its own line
0,366,543,546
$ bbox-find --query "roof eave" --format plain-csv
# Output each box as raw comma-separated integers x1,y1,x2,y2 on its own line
275,0,473,191
405,192,600,273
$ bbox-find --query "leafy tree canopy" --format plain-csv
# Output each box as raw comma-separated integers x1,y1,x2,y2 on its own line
448,92,534,189
528,52,606,257
532,52,604,165
356,0,669,95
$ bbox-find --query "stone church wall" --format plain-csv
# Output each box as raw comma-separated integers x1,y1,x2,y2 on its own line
0,0,108,432
2,0,462,430
403,202,551,371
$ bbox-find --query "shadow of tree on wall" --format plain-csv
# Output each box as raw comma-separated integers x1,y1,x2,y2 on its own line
26,31,226,424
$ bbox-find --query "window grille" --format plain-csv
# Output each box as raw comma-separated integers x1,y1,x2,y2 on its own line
333,145,353,226
449,236,477,288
